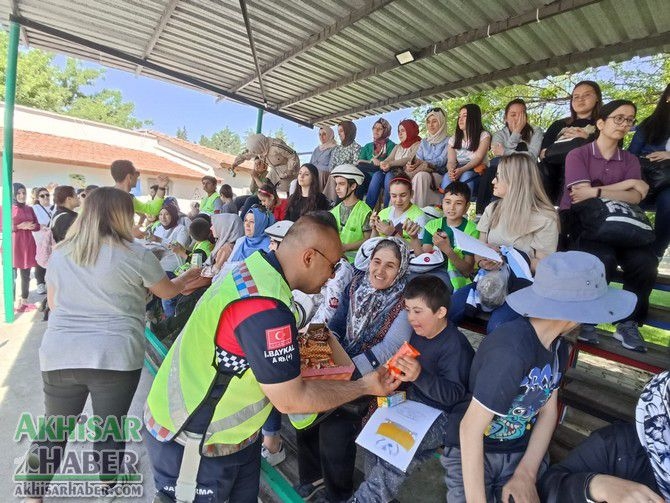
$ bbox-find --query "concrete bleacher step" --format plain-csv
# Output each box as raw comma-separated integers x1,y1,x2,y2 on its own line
560,367,638,424
549,424,588,463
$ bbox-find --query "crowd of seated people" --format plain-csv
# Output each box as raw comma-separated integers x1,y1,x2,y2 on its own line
18,82,669,503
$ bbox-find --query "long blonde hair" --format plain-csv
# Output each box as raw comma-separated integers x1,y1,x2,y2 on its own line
59,187,135,266
489,153,556,236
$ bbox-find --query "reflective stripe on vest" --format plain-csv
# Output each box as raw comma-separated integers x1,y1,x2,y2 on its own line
378,204,425,242
146,252,297,451
331,200,372,262
424,217,478,289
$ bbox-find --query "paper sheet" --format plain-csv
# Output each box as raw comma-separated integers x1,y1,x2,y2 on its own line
451,227,502,262
356,400,442,472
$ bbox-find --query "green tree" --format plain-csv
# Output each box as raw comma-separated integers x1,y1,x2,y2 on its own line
241,127,296,150
199,127,243,154
0,31,150,129
176,126,188,140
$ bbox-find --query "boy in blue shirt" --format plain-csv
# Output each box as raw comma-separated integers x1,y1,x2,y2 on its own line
350,275,474,503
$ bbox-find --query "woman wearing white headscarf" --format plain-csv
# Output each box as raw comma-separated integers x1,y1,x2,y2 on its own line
310,126,338,190
539,371,669,503
230,133,300,193
406,108,450,207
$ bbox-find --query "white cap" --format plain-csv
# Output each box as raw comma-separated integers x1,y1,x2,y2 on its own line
265,220,294,241
330,164,364,185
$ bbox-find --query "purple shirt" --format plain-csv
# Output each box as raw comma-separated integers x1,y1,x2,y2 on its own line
560,141,642,209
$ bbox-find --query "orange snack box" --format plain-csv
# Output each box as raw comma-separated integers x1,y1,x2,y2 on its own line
386,341,420,378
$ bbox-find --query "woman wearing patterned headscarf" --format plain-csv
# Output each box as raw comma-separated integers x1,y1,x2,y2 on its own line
353,118,397,199
295,237,412,502
366,119,422,209
407,108,451,207
324,120,362,200
539,370,669,503
309,126,338,189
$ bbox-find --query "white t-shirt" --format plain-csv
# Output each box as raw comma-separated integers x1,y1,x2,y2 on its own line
448,131,491,166
40,241,166,371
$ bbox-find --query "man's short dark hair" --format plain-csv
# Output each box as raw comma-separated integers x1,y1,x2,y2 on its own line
219,184,234,199
404,275,451,313
189,218,211,242
201,175,217,185
110,160,136,182
85,185,99,192
54,185,76,206
443,181,471,204
149,184,159,192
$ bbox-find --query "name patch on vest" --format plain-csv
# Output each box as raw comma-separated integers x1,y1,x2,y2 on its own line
266,325,292,350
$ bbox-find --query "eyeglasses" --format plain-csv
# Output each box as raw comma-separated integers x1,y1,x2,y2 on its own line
38,194,50,199
427,107,445,115
606,115,636,127
313,248,340,276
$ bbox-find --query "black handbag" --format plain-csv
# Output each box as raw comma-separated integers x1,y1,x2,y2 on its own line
639,157,670,198
571,197,654,247
543,137,590,167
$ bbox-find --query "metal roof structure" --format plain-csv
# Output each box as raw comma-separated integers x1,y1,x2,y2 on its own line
3,0,670,127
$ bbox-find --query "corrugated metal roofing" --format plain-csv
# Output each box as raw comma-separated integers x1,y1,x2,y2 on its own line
2,0,669,127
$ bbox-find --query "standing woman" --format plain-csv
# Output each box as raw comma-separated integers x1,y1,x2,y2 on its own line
12,183,39,312
478,99,544,214
21,188,199,501
309,126,338,189
407,108,450,207
31,186,53,295
540,80,602,203
285,163,331,221
366,119,422,209
629,83,670,260
324,121,361,201
443,104,491,196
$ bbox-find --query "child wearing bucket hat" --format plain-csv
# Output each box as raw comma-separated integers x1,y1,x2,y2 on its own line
442,251,636,503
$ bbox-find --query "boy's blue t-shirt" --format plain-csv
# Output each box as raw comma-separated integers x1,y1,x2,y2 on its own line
407,323,474,412
444,317,569,453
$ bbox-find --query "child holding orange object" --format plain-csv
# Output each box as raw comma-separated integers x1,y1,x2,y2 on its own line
350,275,474,502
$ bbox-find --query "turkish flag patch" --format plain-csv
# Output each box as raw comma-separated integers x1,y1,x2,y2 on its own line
265,325,293,350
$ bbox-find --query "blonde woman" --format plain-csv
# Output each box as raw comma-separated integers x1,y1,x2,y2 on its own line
22,187,200,502
448,153,558,333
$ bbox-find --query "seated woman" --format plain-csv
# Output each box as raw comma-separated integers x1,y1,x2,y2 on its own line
366,119,422,209
442,104,491,196
477,99,544,214
285,163,331,221
540,80,602,203
257,181,288,221
406,107,450,207
561,99,658,352
295,237,412,503
355,118,395,198
449,153,558,333
370,174,427,255
629,83,670,260
147,203,190,318
324,121,361,201
309,126,338,189
539,370,669,503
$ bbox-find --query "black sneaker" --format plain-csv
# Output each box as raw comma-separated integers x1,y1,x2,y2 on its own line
294,479,325,500
614,321,647,353
577,324,599,344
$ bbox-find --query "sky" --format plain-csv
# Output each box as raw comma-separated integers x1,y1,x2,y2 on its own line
65,56,413,155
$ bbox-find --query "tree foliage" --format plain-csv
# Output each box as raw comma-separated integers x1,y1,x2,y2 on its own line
417,54,670,136
176,126,188,140
199,126,243,154
0,31,150,129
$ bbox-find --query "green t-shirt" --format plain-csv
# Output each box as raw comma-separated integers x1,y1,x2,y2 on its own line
422,217,479,254
358,139,396,162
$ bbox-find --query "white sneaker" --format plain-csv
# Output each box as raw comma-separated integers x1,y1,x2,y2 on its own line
261,443,286,466
36,283,47,295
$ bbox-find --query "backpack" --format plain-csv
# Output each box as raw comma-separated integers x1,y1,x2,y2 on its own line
35,212,66,268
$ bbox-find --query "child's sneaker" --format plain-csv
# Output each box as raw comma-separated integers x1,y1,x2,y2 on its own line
613,321,647,353
261,442,286,466
294,479,325,500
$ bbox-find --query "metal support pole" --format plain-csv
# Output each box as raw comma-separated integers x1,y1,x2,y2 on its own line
255,108,264,134
2,21,19,323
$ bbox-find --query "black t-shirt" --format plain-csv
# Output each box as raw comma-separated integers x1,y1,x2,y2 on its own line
541,117,596,150
445,317,569,453
51,207,78,243
285,193,331,222
407,324,474,412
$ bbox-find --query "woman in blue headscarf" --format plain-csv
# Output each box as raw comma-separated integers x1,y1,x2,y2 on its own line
229,206,275,262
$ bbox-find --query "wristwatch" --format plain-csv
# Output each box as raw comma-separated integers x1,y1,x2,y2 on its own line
584,473,602,503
